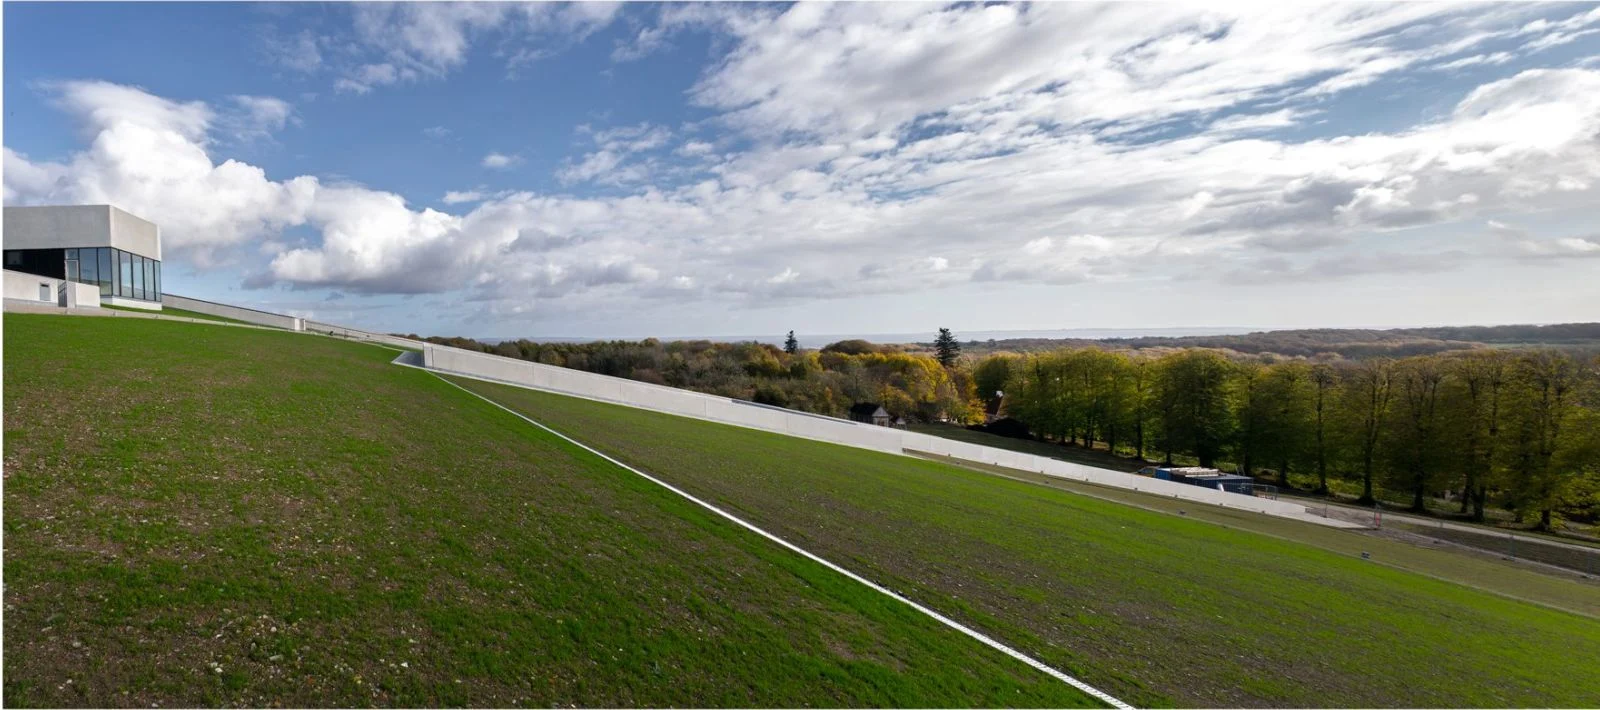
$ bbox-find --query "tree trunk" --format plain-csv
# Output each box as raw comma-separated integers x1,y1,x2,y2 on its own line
1411,475,1426,513
1539,508,1553,532
1359,453,1375,505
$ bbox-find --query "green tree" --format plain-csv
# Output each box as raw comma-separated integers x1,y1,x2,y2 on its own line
1386,357,1447,512
1153,350,1236,467
1309,364,1339,494
1233,361,1269,476
784,330,799,355
1341,358,1394,505
1448,351,1509,521
1257,361,1313,488
1502,351,1581,530
934,328,961,368
1129,356,1155,461
971,355,1014,411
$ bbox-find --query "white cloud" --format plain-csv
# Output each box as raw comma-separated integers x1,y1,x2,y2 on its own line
225,95,295,140
338,3,623,87
558,123,672,185
7,7,1600,325
1209,109,1311,134
7,81,316,262
334,63,409,94
686,3,1514,141
1434,52,1516,71
481,152,521,169
263,29,322,74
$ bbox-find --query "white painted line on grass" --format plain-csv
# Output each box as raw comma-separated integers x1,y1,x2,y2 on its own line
430,371,1133,709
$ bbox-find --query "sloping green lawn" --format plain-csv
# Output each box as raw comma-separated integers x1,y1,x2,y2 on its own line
455,377,1600,709
2,314,1098,708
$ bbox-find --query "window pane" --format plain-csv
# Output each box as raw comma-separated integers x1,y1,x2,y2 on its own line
65,248,78,260
153,262,161,300
81,251,98,285
135,255,147,300
66,260,79,283
119,251,132,298
144,260,154,300
99,249,112,296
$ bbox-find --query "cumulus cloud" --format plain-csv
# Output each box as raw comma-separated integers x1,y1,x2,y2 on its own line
6,81,316,262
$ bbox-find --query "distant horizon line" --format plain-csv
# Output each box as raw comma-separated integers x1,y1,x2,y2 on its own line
464,321,1593,346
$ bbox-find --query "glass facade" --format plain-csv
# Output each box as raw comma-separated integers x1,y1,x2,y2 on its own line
2,246,161,303
119,251,132,299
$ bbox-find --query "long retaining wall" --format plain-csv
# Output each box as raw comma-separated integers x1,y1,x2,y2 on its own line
164,293,303,331
304,320,425,350
422,343,1316,519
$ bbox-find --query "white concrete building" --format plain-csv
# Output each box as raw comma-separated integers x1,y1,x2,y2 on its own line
3,205,163,310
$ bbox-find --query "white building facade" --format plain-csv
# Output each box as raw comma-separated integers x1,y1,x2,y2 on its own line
3,205,163,310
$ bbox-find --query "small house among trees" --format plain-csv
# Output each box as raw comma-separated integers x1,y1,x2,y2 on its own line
849,402,894,426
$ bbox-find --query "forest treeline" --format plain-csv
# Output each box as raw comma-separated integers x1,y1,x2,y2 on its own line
981,347,1600,529
945,322,1600,359
411,331,1600,529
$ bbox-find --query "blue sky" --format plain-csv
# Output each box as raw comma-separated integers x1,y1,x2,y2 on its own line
5,2,1600,339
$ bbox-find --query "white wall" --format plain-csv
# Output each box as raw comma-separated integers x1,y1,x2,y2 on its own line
164,294,303,330
422,342,1310,517
108,205,161,261
4,206,112,251
303,320,424,350
4,205,161,260
62,281,100,308
4,205,162,261
3,269,62,303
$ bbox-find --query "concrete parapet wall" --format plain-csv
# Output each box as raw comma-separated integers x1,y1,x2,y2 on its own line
4,269,62,303
421,342,1310,517
165,294,302,330
63,281,100,308
302,320,422,349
